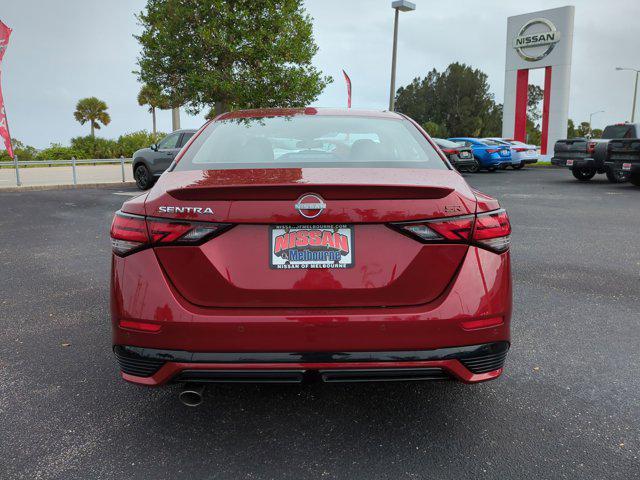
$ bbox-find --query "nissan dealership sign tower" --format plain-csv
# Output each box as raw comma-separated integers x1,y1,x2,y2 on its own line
502,6,575,155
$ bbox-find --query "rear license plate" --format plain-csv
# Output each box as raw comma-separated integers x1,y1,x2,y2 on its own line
622,163,632,171
270,225,354,269
500,150,509,156
460,151,470,158
566,159,574,166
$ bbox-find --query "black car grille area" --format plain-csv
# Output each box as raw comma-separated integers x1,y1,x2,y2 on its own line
460,349,508,374
114,346,165,377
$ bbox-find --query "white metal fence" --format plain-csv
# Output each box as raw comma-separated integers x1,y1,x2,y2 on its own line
1,157,133,187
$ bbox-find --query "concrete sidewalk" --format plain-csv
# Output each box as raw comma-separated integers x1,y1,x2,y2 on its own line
0,164,134,189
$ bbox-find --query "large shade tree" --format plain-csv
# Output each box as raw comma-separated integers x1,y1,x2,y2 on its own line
73,97,111,137
136,0,332,117
395,63,502,138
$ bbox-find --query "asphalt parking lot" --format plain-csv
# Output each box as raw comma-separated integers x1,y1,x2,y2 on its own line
1,167,638,479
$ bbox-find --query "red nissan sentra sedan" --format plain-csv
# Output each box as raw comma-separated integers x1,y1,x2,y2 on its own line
110,108,511,405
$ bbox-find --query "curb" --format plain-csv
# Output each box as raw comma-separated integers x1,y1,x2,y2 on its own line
0,182,137,193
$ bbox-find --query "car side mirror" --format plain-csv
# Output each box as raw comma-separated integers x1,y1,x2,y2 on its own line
150,143,158,151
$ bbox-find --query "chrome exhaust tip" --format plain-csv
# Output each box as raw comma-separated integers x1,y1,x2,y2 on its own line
179,384,205,407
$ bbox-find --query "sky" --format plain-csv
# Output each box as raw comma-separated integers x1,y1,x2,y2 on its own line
1,0,639,148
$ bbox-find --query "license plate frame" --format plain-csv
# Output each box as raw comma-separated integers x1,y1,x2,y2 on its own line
566,159,574,166
269,224,355,270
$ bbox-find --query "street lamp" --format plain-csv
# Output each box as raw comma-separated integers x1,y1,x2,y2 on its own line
615,67,640,122
388,0,416,111
588,110,604,137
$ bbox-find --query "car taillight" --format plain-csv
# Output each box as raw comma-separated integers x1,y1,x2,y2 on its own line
514,147,528,152
441,148,459,155
110,212,149,255
486,148,499,153
587,142,596,154
473,209,511,252
391,209,511,253
110,211,231,256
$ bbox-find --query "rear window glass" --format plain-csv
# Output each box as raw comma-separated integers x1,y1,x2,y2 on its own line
433,138,460,148
602,125,636,139
174,115,447,171
480,139,505,146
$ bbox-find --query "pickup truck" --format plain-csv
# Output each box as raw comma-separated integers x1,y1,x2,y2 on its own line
551,123,638,183
604,138,640,187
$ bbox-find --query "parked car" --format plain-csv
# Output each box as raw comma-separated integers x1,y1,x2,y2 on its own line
132,129,197,190
484,138,539,168
448,137,512,171
110,108,512,405
432,138,479,172
551,123,638,183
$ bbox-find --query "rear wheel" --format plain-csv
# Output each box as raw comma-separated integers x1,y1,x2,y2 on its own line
465,161,480,173
605,168,629,183
571,167,596,181
630,172,640,186
512,162,524,170
134,164,155,190
487,166,497,172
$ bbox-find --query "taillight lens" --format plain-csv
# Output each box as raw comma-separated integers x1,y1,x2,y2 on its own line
391,209,511,253
110,211,231,256
514,147,527,152
110,213,149,255
486,148,499,153
393,215,474,242
587,142,596,154
441,148,459,155
473,209,511,252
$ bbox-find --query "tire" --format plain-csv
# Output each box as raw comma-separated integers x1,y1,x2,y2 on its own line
605,168,629,184
487,166,497,172
630,172,640,187
512,163,524,170
134,164,155,190
465,161,480,173
571,167,596,181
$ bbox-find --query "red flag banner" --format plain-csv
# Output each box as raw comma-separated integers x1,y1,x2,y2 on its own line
0,20,13,158
342,69,352,109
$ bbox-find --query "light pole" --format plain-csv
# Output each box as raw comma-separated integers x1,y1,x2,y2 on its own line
615,67,640,122
588,110,604,137
389,0,416,111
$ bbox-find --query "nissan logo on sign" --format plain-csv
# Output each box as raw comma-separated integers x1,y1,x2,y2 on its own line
294,193,326,219
513,18,561,62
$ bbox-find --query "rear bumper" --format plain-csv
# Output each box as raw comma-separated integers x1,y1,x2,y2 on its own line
605,161,640,173
114,341,510,385
111,245,512,385
551,156,594,169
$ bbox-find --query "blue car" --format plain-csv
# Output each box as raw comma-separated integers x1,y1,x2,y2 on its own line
448,137,512,172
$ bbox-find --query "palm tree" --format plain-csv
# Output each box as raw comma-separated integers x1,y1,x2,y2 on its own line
137,84,168,137
74,97,111,137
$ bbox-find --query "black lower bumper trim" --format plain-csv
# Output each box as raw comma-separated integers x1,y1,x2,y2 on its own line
113,342,509,379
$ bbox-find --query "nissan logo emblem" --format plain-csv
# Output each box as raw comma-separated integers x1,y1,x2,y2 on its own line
513,17,561,62
295,193,326,219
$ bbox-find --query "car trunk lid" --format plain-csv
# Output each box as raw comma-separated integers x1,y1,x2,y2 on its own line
144,168,477,308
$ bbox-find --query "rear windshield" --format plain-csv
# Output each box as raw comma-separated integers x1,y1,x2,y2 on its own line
602,124,637,139
174,115,447,171
433,138,460,148
481,139,506,146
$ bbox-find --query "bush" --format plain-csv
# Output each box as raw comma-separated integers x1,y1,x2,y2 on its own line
70,135,119,159
0,138,38,161
36,144,87,160
116,130,165,157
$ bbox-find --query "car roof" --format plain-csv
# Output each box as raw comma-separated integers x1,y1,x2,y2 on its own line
216,107,404,121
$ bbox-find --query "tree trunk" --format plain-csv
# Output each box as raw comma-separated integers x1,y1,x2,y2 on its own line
171,107,181,131
152,107,157,136
91,122,95,138
214,101,228,118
